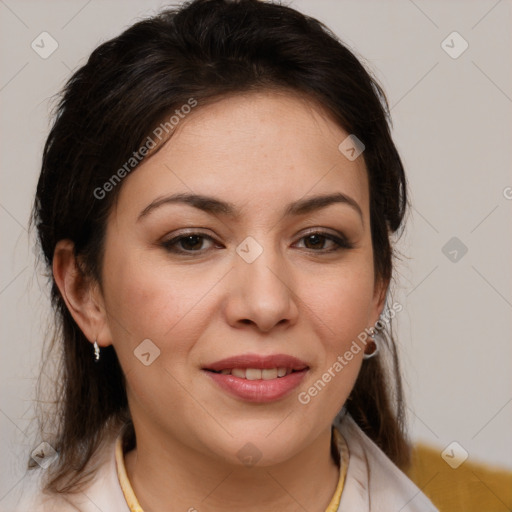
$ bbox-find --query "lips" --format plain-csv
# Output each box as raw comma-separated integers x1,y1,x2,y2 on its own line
203,354,309,402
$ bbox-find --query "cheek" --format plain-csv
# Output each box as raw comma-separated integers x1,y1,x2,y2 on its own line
293,259,375,406
101,253,212,414
308,260,376,345
101,248,223,359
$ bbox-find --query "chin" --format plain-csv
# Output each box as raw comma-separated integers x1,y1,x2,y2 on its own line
196,420,314,469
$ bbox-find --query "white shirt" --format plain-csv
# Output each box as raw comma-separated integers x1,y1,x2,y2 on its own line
2,413,438,512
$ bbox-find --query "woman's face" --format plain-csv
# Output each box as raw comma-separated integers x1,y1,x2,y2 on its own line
98,91,385,466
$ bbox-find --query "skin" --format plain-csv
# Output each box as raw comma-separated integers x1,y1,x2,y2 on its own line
53,90,387,511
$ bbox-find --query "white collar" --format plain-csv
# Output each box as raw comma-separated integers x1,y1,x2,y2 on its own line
335,413,438,511
7,414,437,512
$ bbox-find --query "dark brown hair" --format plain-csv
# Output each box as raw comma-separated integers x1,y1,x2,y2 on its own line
31,0,409,494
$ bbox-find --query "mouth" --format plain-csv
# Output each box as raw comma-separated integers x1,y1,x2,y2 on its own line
206,367,300,380
202,354,309,402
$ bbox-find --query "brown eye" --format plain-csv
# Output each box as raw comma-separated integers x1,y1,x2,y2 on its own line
178,235,205,251
303,234,328,249
161,233,216,254
296,231,353,252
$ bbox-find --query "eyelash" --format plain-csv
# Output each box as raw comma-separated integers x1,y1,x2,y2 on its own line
160,230,354,255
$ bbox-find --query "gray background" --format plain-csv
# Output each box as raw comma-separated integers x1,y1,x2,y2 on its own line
1,0,511,504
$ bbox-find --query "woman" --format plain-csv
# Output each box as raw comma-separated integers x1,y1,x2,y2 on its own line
12,0,437,510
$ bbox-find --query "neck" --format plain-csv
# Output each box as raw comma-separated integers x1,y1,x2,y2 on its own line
123,424,340,512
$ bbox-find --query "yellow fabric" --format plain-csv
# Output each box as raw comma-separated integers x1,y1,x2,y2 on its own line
406,443,512,512
115,427,349,512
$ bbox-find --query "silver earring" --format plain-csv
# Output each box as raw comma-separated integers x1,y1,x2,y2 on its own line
363,328,379,359
93,340,100,362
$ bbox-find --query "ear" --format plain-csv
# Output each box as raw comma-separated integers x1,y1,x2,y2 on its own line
52,239,112,348
370,276,390,327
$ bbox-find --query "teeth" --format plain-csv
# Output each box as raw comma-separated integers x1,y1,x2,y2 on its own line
215,367,293,379
246,368,261,380
261,368,278,380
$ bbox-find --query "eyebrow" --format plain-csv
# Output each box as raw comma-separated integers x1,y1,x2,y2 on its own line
137,191,363,222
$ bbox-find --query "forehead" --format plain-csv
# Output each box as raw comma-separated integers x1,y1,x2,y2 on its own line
113,90,369,223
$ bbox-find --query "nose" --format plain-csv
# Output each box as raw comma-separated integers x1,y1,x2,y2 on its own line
223,241,300,333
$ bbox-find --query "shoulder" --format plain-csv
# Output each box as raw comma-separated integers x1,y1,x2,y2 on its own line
335,413,439,512
2,432,129,512
0,470,80,512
